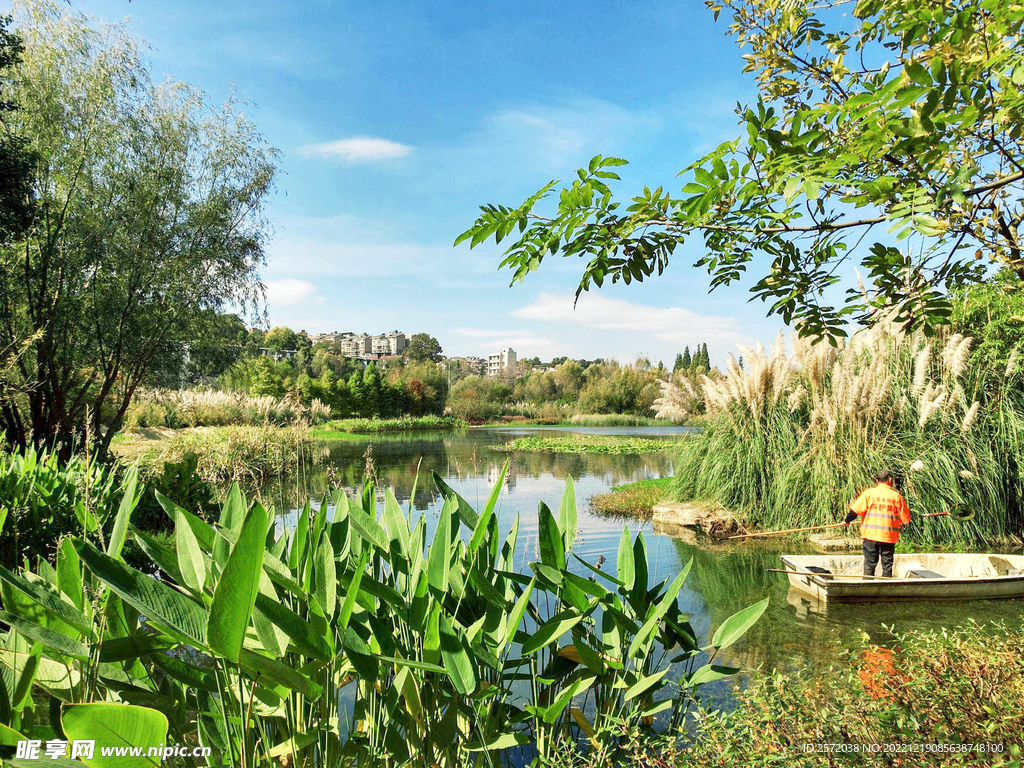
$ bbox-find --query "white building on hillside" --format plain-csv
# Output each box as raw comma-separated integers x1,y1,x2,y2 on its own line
487,347,517,377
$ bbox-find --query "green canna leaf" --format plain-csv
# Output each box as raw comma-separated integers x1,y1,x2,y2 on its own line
73,540,207,648
174,506,206,594
711,597,769,650
208,504,268,662
106,463,139,561
62,702,168,768
537,501,565,570
559,475,577,549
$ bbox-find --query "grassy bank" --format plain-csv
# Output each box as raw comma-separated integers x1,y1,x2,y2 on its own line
113,424,326,483
590,477,673,518
666,325,1024,546
500,435,685,455
318,414,466,433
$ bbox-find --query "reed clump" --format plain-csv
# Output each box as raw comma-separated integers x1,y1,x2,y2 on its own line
663,321,1024,544
124,388,332,428
144,424,327,483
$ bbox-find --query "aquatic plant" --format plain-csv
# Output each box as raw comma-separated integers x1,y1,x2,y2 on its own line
0,447,138,567
0,469,766,766
500,435,685,455
664,321,1024,544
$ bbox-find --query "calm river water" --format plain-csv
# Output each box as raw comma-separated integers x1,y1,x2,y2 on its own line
256,426,1024,709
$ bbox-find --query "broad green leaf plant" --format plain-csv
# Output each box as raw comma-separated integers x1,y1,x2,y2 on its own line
0,464,766,767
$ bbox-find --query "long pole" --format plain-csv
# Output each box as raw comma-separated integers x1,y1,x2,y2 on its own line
726,511,950,540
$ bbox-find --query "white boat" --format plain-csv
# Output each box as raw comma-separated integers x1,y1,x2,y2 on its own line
781,553,1024,603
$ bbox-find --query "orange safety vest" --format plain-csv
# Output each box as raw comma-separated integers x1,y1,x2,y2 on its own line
850,483,911,543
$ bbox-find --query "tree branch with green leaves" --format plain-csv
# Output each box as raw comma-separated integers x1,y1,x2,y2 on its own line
458,0,1024,340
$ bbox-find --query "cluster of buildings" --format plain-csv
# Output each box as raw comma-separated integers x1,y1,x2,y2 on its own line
279,329,520,378
310,330,408,361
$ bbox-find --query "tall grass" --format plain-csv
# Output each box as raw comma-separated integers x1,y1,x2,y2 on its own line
124,388,333,428
145,424,328,483
663,323,1024,545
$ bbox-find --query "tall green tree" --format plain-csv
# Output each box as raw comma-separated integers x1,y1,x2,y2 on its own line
404,333,443,363
460,0,1024,339
0,1,277,455
673,352,684,373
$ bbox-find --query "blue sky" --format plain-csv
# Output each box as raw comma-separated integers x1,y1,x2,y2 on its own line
61,0,791,366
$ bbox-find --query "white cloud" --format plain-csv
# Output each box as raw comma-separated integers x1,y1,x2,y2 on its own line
513,292,747,349
265,278,319,307
297,136,412,163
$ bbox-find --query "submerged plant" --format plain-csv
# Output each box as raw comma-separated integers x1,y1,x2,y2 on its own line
0,466,765,767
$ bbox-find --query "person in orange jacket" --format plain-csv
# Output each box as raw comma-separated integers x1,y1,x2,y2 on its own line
843,469,911,577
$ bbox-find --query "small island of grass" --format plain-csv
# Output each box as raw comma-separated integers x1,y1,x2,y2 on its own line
497,435,684,455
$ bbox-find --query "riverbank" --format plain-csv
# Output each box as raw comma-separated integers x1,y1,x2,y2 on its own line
318,415,467,433
498,434,686,455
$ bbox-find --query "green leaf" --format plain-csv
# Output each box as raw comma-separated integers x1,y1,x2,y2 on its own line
383,488,410,555
439,612,476,695
0,610,88,660
208,504,268,662
0,565,93,635
174,506,206,594
469,460,506,553
687,663,741,687
537,501,565,570
467,732,530,752
711,597,769,650
62,703,168,768
239,648,323,699
623,667,668,702
214,483,246,566
73,540,208,648
559,476,577,549
312,535,337,619
502,578,535,651
106,464,139,561
427,496,454,592
254,594,332,660
521,609,583,656
617,529,635,590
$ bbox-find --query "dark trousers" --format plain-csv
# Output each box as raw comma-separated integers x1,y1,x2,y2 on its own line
863,539,896,577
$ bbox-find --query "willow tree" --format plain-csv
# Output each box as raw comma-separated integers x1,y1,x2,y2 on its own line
0,0,277,455
459,0,1024,339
